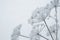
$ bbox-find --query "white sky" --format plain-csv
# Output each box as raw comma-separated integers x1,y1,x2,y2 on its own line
0,0,60,40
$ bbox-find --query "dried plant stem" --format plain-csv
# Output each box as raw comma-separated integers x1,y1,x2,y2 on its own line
44,20,54,40
19,34,48,40
37,33,48,40
55,6,58,40
19,35,30,38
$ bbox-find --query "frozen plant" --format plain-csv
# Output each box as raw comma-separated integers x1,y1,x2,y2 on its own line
28,0,60,40
11,24,22,40
11,24,30,40
11,0,60,40
28,2,55,40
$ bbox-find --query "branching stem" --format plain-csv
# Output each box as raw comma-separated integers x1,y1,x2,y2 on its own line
37,33,49,40
44,20,54,40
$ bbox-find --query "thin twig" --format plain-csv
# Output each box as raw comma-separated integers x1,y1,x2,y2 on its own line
19,35,30,38
44,20,54,40
37,33,49,40
55,6,58,40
